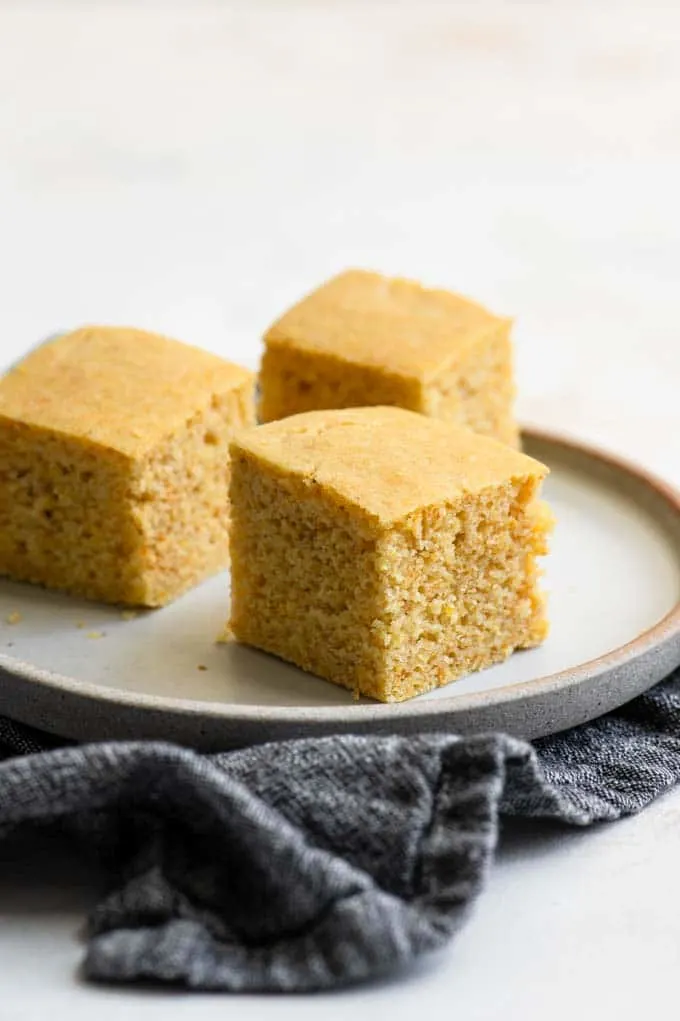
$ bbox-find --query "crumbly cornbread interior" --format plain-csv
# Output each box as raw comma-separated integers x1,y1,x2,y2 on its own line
421,325,518,448
229,406,551,702
259,269,518,446
0,327,254,605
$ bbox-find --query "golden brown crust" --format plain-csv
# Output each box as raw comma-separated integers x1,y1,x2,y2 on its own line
264,269,510,382
0,327,253,457
232,406,546,530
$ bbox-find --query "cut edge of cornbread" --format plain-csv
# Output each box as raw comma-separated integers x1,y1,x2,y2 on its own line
126,376,256,606
258,342,422,423
421,319,520,447
369,480,551,701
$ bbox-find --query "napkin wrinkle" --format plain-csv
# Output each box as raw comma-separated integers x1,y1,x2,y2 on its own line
1,668,680,990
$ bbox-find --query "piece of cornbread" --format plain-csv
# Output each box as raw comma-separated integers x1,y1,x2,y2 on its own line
229,406,551,702
259,269,519,446
0,327,255,606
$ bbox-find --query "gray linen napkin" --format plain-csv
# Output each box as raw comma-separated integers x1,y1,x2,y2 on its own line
2,669,680,991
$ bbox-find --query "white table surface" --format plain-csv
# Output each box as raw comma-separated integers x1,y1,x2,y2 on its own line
1,1,680,1017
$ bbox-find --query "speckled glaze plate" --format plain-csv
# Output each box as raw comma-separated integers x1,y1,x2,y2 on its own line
1,429,680,749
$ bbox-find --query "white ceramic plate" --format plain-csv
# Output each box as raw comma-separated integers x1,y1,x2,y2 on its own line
1,430,680,747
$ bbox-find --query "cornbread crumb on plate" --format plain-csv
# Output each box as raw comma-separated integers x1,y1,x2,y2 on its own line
259,269,519,446
229,406,552,703
5,611,21,625
0,327,256,607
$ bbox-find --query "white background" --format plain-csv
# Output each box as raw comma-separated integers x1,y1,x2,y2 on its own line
1,1,680,1017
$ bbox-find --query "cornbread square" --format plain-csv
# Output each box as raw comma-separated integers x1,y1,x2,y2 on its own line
259,269,519,446
229,406,551,702
0,327,255,606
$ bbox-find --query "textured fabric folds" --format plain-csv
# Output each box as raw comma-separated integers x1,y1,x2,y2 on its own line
1,669,680,991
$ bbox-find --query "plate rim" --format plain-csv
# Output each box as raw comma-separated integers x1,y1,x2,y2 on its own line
2,426,680,741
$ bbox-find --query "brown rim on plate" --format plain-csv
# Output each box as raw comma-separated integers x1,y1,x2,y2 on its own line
1,426,680,748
